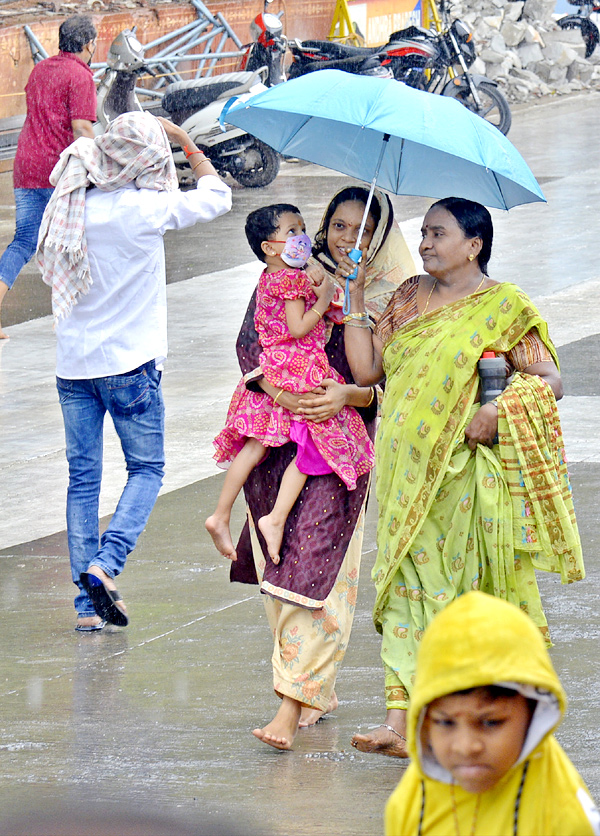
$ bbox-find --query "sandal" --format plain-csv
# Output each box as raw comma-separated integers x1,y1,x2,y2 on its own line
75,618,106,633
80,572,129,627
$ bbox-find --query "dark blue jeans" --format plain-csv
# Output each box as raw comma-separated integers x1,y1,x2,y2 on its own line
0,188,54,289
57,362,165,618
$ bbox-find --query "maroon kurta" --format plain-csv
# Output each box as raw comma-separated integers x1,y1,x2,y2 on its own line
230,289,376,608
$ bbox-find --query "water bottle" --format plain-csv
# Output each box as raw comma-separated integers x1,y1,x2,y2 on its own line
478,351,506,445
478,351,506,404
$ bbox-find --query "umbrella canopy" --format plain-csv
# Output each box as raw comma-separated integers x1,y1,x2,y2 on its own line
221,70,545,212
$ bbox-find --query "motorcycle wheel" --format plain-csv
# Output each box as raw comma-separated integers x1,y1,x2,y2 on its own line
444,81,512,136
558,17,596,58
231,139,280,188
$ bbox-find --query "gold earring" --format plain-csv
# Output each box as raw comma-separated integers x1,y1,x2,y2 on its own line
468,254,475,262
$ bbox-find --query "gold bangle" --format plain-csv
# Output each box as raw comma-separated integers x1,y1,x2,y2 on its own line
310,308,323,319
273,388,284,405
366,387,375,407
191,157,210,173
342,312,369,323
345,320,373,329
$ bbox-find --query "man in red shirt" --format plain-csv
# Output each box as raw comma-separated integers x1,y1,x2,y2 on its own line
0,15,97,338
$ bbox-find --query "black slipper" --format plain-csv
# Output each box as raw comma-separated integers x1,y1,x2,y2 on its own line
80,572,129,627
75,618,106,633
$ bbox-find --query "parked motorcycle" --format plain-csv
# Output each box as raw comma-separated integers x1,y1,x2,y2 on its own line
96,29,280,188
287,38,393,80
281,0,511,135
383,2,512,136
239,0,287,86
558,0,600,58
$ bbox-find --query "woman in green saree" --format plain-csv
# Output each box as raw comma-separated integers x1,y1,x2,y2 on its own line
342,197,584,758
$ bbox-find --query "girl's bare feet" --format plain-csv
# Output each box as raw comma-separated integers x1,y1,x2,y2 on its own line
257,513,284,564
299,691,339,727
351,709,409,758
205,514,237,561
252,695,301,750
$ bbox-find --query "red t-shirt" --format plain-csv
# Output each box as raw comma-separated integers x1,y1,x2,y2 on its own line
13,51,97,189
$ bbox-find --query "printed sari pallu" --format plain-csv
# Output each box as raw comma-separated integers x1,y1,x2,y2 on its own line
374,283,584,669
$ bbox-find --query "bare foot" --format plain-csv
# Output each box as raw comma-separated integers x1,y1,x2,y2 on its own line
351,724,409,758
257,513,284,564
299,691,339,728
252,695,301,750
0,329,9,340
205,514,237,561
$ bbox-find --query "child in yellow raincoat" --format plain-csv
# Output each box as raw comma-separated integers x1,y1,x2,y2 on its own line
385,592,599,836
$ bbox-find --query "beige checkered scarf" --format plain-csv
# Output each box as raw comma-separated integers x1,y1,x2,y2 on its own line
38,111,178,323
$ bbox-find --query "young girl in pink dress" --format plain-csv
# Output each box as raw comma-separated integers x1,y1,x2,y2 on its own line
205,203,374,565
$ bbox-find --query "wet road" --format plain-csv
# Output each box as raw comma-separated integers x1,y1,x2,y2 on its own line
1,93,599,834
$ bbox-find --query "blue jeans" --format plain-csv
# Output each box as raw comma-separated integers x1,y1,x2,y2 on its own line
56,362,165,618
0,188,54,290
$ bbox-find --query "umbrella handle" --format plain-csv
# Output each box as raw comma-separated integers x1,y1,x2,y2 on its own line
343,248,362,315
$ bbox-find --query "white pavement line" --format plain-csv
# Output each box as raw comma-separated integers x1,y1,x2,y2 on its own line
1,218,599,552
0,594,258,700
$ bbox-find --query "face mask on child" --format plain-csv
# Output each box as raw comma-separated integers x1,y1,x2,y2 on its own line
274,234,312,268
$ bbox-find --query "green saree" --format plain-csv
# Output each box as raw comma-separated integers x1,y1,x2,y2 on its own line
375,283,583,709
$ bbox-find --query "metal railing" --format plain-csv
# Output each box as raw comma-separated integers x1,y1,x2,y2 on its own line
0,0,245,160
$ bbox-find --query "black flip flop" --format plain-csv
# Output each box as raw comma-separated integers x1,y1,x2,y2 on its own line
75,618,106,633
80,572,129,627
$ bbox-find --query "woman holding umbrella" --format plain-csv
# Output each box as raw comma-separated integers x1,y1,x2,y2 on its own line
231,186,414,747
343,196,584,757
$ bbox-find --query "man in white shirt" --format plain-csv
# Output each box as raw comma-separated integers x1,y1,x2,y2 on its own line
37,112,232,631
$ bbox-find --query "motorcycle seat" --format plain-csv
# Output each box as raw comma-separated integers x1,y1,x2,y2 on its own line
162,72,258,114
388,25,432,41
293,39,377,59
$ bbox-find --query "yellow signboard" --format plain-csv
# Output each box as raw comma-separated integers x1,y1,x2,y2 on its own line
347,0,422,46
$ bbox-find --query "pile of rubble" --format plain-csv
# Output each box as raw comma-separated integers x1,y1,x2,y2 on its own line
451,0,600,101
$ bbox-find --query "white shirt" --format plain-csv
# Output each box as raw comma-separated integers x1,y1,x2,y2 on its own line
55,174,232,379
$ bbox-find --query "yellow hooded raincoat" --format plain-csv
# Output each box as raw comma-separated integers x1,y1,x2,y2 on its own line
385,592,599,836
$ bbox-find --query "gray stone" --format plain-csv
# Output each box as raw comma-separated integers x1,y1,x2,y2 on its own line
483,15,504,30
510,66,541,81
543,42,579,67
481,47,508,64
501,20,529,47
472,56,487,75
567,59,595,83
517,41,544,65
490,31,508,53
522,0,555,22
504,1,525,22
524,24,546,46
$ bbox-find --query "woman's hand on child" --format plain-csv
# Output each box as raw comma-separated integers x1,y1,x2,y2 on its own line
313,275,336,307
305,262,327,287
298,379,347,422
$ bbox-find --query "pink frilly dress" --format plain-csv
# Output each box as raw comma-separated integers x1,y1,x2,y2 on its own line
213,267,374,491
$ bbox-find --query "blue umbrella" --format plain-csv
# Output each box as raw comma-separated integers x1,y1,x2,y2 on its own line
221,70,545,308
